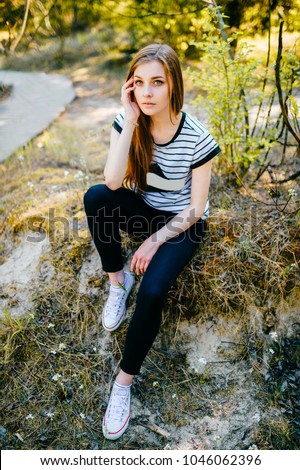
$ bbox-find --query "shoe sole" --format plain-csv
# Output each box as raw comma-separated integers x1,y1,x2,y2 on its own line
102,307,126,332
102,414,130,440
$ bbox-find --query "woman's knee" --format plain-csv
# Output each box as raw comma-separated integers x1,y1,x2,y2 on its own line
83,184,110,213
137,281,168,306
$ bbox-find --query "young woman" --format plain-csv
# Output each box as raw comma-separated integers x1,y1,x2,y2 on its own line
84,43,220,440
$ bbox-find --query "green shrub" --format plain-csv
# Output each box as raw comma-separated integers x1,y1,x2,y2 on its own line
188,10,299,183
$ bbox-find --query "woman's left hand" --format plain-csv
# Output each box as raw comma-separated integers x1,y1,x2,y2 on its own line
130,238,161,275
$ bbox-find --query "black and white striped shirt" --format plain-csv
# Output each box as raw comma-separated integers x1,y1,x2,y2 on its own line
113,111,221,219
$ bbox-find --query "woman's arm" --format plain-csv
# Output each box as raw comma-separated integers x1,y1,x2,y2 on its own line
104,123,136,190
130,159,213,274
104,77,140,190
151,159,213,244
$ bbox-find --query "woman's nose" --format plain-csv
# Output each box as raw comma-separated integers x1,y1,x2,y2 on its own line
143,86,153,97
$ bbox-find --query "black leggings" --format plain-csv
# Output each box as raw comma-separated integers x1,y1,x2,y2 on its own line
83,184,206,375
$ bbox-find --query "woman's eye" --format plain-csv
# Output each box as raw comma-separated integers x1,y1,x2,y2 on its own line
134,79,164,86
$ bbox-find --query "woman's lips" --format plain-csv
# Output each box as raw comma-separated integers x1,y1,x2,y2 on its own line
143,102,155,106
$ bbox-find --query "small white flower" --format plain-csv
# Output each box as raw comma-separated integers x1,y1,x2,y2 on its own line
198,357,207,364
37,142,44,148
79,413,86,419
48,323,55,328
153,381,159,387
46,412,55,419
269,331,278,341
27,181,34,188
74,171,84,179
248,444,258,450
252,413,260,422
52,374,62,381
92,347,97,352
72,373,78,378
172,393,177,399
50,350,57,355
18,154,24,161
25,414,35,420
269,348,275,354
79,384,84,390
288,188,297,197
28,313,35,319
64,171,69,177
58,343,66,351
215,435,220,441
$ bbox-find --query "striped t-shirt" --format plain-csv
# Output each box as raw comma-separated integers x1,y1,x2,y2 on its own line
113,111,221,219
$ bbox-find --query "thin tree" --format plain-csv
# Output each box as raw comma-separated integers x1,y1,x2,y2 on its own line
11,0,31,52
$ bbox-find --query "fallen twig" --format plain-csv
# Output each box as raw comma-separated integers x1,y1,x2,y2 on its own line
139,420,171,439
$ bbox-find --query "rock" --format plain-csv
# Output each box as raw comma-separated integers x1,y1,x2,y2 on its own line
0,232,50,318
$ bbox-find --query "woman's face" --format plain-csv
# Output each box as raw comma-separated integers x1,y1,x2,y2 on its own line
133,60,171,118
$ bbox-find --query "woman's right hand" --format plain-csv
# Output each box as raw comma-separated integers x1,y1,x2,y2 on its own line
121,77,140,122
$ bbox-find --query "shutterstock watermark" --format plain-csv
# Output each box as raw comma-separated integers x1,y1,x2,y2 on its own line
25,206,261,245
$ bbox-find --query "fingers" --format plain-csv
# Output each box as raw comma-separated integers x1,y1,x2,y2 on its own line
121,77,135,104
120,77,140,121
142,261,150,273
124,76,135,87
130,241,158,275
130,255,149,276
135,264,146,276
130,256,135,273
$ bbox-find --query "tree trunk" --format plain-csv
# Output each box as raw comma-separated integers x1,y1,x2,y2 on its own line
11,0,31,52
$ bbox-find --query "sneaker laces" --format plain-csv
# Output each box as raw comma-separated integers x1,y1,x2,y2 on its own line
107,386,130,423
104,285,127,318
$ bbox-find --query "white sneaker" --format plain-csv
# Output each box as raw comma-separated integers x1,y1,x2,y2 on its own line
102,382,131,440
102,271,135,332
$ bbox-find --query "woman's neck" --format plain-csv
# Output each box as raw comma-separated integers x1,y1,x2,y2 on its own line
150,111,181,132
150,111,182,145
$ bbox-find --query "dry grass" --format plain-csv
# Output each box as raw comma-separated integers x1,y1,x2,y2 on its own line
0,33,299,450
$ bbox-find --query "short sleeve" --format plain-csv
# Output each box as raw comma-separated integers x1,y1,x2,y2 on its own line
112,112,125,134
191,132,221,169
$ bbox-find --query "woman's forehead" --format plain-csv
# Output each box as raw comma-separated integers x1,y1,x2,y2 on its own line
134,60,166,78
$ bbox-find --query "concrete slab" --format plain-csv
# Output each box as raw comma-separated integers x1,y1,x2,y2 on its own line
0,70,76,161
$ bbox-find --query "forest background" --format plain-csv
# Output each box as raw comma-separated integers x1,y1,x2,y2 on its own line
0,0,299,451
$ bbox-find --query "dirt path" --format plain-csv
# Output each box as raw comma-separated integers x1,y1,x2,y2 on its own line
0,71,75,161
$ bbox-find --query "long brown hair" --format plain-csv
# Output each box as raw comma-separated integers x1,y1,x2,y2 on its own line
123,43,184,191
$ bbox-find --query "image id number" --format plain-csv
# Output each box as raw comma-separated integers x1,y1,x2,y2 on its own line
183,454,262,466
